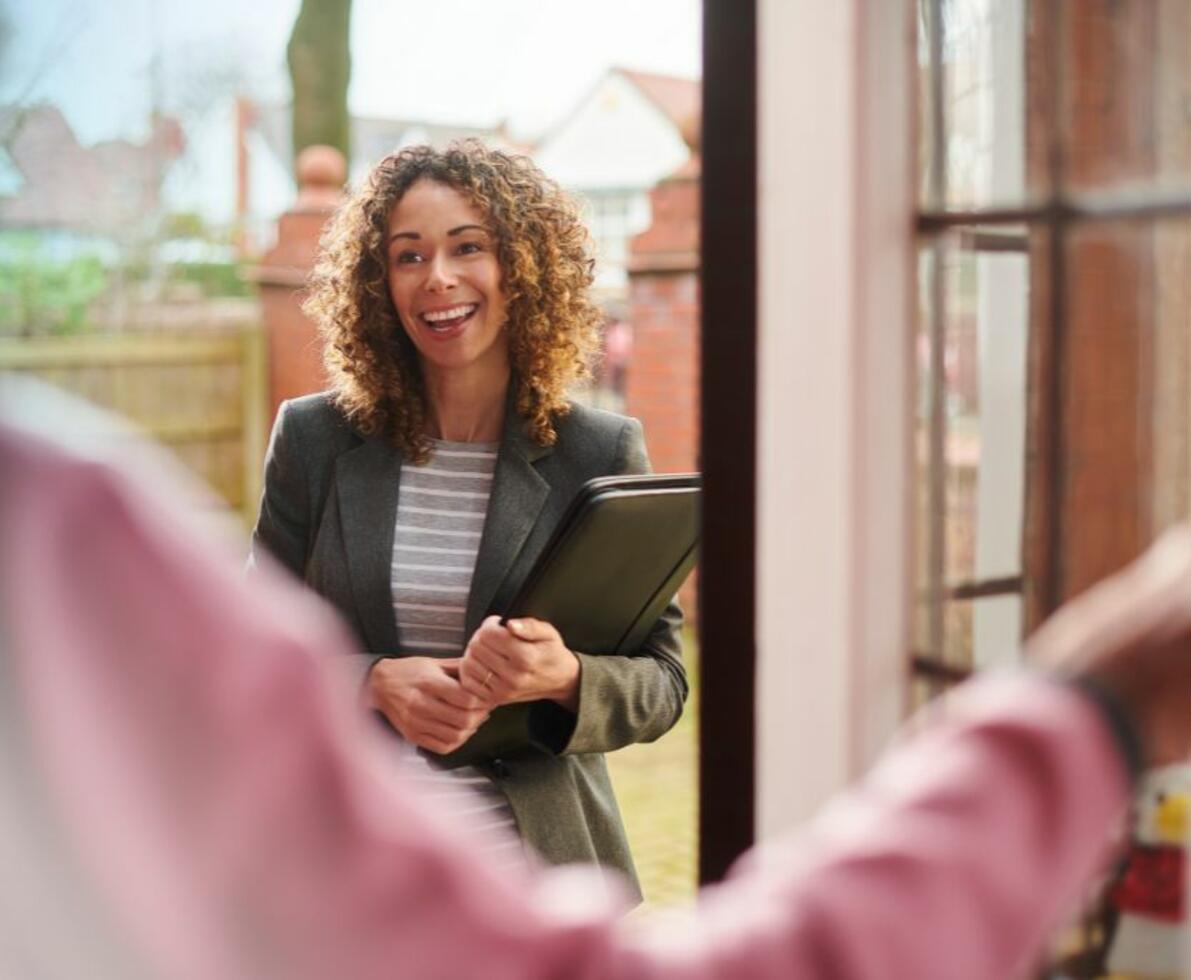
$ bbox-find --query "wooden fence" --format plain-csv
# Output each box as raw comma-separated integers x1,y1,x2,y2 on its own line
0,326,268,525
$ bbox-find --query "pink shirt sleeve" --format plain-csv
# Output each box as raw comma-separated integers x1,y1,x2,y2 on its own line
0,424,1129,980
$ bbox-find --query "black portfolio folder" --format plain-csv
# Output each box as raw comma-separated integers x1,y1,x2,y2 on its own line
432,472,700,768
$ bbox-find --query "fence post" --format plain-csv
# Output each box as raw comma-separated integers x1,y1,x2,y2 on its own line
240,322,268,526
626,161,701,476
254,145,346,427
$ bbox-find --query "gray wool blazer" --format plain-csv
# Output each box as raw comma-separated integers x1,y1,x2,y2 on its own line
250,390,687,899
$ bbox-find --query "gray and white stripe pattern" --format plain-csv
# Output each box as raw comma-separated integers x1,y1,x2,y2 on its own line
392,442,495,654
391,439,524,867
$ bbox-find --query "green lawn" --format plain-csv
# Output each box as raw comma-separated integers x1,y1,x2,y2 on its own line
606,633,699,908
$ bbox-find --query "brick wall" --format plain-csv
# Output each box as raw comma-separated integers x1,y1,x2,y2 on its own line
626,272,700,474
626,160,701,615
626,160,701,474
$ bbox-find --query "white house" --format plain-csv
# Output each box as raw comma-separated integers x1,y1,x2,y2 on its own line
176,68,698,275
532,67,698,300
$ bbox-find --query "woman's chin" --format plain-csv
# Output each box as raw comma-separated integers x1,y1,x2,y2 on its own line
414,332,510,380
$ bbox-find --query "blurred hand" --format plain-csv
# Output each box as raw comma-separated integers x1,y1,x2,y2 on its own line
1031,526,1191,765
459,616,581,711
367,656,490,755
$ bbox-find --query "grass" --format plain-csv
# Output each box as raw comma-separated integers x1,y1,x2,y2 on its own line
606,631,699,908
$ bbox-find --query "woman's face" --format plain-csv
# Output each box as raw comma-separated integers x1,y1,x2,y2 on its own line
386,178,510,385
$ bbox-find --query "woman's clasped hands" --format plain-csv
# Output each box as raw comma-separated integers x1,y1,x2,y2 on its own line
459,616,582,713
367,656,491,755
367,617,581,755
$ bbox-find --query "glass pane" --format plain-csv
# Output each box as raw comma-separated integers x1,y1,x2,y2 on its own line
1061,0,1191,195
943,594,1023,670
913,247,938,655
1061,219,1191,586
918,0,1033,211
914,229,1033,657
1150,220,1191,533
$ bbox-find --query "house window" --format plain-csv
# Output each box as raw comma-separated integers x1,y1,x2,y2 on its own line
581,189,650,290
915,0,1191,968
914,0,1191,688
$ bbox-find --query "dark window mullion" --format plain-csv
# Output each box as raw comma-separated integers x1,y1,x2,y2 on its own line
699,0,756,887
910,653,973,685
1039,0,1069,621
917,187,1191,233
938,575,1023,601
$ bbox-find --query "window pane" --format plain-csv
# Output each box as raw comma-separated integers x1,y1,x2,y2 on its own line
918,0,1032,210
915,229,1033,657
1061,1,1191,195
1150,220,1191,533
913,247,937,654
944,594,1023,670
1061,219,1191,570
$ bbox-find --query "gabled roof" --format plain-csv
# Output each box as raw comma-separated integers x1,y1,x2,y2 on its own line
0,104,184,232
615,68,700,146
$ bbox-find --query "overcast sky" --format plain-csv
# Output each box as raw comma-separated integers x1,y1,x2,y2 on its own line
1,0,701,145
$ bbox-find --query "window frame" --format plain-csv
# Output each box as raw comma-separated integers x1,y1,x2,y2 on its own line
913,0,1191,688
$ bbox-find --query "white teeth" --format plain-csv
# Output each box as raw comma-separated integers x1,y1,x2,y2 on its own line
422,304,477,323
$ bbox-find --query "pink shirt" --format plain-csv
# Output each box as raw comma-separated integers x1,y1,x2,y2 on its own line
0,417,1130,979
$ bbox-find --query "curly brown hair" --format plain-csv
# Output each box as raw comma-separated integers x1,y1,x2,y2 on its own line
303,139,603,463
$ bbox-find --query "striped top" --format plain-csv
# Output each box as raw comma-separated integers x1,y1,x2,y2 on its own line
390,438,524,867
392,440,496,653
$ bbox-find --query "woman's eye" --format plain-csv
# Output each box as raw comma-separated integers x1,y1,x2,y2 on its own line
395,251,423,265
457,241,482,256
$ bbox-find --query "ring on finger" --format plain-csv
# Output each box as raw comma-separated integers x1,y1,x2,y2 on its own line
483,668,495,688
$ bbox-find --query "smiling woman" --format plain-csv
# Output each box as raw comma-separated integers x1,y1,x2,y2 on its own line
304,141,602,462
250,140,687,902
385,180,510,401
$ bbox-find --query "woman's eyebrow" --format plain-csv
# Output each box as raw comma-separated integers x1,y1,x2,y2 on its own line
387,224,487,246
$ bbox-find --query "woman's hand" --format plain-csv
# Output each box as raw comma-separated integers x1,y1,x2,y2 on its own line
459,616,581,712
367,656,491,755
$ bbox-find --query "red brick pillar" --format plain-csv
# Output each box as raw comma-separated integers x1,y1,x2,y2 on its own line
626,158,701,616
256,145,345,425
626,159,701,474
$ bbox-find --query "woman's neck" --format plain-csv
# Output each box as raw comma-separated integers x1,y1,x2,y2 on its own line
422,364,510,443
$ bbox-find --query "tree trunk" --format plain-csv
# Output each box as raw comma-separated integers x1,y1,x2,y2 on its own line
286,0,352,172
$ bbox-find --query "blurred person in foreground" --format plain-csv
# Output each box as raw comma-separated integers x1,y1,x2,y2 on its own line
4,382,1190,979
251,141,685,892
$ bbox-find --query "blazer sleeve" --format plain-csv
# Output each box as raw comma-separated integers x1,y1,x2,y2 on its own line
533,417,688,756
250,401,381,690
250,400,310,579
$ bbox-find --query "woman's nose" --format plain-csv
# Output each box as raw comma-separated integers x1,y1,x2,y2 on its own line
424,253,457,292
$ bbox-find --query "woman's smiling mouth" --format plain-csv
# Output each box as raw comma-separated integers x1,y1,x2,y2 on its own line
420,303,479,333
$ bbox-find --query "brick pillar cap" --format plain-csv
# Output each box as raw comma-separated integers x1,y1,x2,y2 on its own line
296,145,346,210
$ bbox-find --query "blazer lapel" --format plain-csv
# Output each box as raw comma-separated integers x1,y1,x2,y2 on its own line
335,436,402,654
465,410,552,637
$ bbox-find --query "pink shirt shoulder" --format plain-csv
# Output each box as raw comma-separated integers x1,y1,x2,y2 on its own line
0,420,1130,980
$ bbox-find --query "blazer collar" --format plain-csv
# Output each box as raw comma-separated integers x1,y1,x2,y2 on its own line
335,387,557,652
464,394,553,636
335,434,403,655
